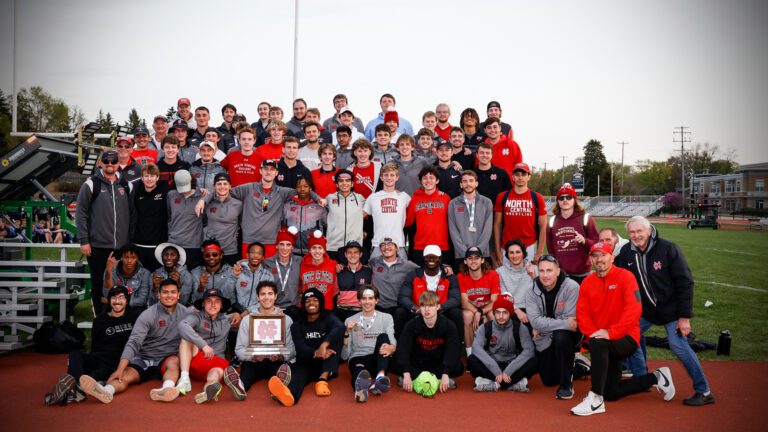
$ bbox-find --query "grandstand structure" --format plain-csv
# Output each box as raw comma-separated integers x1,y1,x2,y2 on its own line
543,195,664,217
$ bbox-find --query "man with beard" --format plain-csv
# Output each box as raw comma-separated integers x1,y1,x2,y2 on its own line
77,150,133,315
103,244,152,308
448,171,494,269
44,286,141,406
200,173,242,265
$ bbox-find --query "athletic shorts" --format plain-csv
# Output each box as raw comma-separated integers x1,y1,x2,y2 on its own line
128,356,173,383
189,351,229,381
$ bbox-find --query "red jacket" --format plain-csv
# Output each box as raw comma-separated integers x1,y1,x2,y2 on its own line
486,135,522,179
300,254,339,311
577,266,642,344
405,188,450,250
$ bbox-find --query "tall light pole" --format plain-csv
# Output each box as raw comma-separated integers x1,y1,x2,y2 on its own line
560,155,567,185
617,141,628,195
673,126,691,214
292,0,300,101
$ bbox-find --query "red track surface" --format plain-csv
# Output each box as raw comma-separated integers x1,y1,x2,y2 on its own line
2,353,765,431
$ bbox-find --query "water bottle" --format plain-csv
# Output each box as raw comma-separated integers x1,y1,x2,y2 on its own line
717,330,731,356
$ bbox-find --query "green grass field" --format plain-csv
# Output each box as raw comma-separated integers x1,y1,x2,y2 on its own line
27,219,768,361
594,219,768,361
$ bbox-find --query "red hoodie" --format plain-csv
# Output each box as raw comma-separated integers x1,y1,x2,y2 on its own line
405,188,450,250
577,265,642,344
300,254,339,311
486,135,522,179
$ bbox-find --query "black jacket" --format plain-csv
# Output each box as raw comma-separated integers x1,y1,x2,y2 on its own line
276,159,312,189
615,225,695,325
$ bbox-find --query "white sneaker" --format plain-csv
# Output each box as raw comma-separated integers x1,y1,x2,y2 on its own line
150,387,180,402
176,376,192,395
571,391,605,416
473,377,499,392
654,367,676,401
508,377,530,393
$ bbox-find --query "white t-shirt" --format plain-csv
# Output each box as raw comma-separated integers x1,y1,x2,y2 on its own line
297,146,321,171
363,190,411,248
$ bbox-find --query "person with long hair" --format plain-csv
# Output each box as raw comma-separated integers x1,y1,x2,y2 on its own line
546,183,599,284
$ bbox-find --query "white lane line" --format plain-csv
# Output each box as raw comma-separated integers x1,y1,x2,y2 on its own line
700,281,767,293
701,248,762,257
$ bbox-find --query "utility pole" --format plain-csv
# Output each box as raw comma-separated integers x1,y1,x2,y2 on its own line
559,156,567,185
292,0,300,100
610,163,614,202
673,126,691,215
617,141,628,195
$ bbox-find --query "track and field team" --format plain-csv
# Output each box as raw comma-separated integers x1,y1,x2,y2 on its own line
44,95,715,415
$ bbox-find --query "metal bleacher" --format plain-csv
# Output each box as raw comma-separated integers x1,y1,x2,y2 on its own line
583,196,663,217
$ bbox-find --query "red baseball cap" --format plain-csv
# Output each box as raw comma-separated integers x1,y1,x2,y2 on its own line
513,162,530,174
177,98,191,107
590,242,614,255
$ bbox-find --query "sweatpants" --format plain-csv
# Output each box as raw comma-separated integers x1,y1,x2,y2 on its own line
536,329,582,387
467,354,537,389
347,334,392,388
287,338,343,404
589,336,657,401
67,351,115,382
239,359,284,391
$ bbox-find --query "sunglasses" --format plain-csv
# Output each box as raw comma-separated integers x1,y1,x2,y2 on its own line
204,252,220,258
557,195,574,201
539,254,559,264
102,158,119,165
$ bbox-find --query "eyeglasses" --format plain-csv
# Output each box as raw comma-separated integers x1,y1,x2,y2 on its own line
204,252,220,258
102,158,119,165
539,255,559,264
557,195,574,201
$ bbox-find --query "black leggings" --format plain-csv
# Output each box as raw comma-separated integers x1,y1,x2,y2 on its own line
239,359,283,391
536,330,582,387
589,336,657,401
287,338,343,404
467,354,537,389
347,334,392,388
67,351,114,382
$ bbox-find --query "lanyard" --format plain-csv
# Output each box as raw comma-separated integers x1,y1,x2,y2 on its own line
358,311,377,330
463,195,476,229
276,258,293,292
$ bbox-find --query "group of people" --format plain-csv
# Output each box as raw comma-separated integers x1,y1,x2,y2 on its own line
50,94,713,414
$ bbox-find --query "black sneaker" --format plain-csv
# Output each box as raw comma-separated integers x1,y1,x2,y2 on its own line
683,392,715,406
556,385,575,400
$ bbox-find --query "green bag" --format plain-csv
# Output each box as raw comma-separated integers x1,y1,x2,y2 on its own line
413,371,439,398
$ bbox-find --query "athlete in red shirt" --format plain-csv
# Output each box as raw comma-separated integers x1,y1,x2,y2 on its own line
405,166,450,265
483,117,522,179
299,232,338,311
220,127,260,186
457,246,500,351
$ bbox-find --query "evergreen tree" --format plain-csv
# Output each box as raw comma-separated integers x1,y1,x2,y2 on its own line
166,106,177,122
581,139,608,196
127,108,142,130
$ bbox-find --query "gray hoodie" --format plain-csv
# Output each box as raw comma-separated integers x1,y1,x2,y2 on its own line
448,193,494,258
167,189,206,248
263,255,302,309
190,264,237,305
496,256,535,310
203,195,243,256
368,255,420,309
105,262,152,308
151,265,194,306
372,145,398,165
394,157,430,196
229,182,296,244
233,260,276,313
471,319,535,377
179,310,231,358
235,309,296,363
76,170,132,249
120,302,193,361
524,274,580,352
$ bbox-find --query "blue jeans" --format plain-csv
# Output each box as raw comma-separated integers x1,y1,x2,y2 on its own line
625,318,710,393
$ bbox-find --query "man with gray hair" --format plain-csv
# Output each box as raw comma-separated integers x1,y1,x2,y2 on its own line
598,227,629,257
615,216,714,406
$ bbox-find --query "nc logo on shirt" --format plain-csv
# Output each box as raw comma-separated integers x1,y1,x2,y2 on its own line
240,281,247,287
490,174,497,180
175,198,182,204
253,192,261,198
202,321,210,329
556,300,566,310
278,175,285,181
502,149,510,155
608,284,617,290
457,206,465,212
210,207,217,213
158,320,167,328
377,267,383,273
653,261,662,270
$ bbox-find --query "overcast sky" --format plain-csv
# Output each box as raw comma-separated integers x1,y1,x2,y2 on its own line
1,0,766,169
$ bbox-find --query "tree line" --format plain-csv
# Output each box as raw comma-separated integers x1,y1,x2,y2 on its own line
0,87,738,198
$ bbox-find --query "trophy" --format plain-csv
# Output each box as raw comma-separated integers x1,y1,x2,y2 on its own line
244,314,291,356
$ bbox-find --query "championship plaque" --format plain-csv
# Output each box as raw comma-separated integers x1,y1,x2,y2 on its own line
244,314,291,356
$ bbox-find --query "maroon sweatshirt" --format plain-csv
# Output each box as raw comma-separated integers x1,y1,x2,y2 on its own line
546,211,599,276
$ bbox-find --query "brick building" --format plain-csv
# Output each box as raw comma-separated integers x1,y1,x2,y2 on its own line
692,163,767,212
